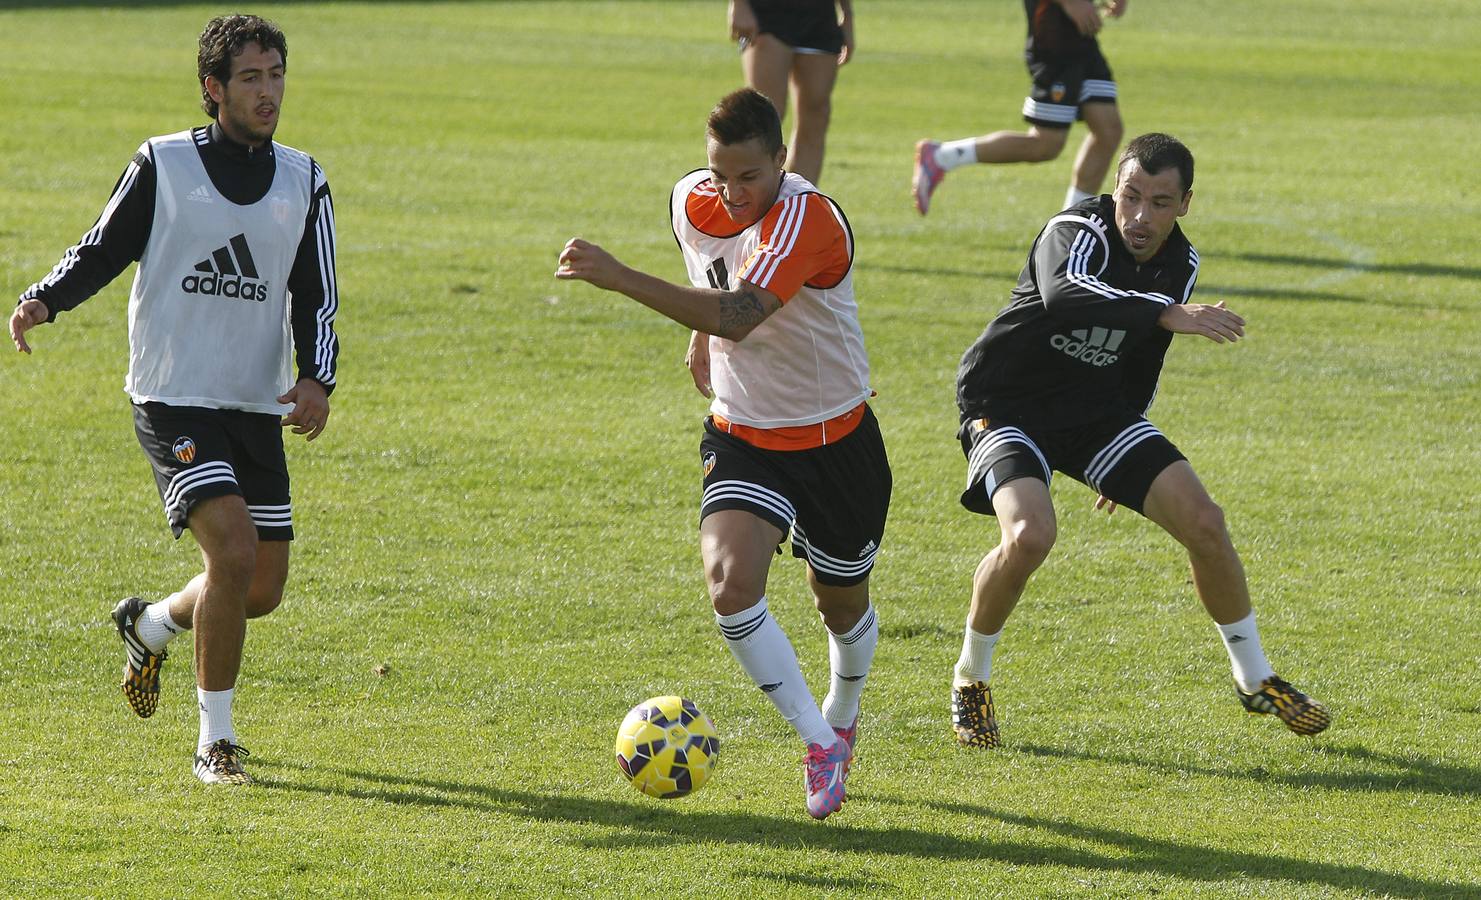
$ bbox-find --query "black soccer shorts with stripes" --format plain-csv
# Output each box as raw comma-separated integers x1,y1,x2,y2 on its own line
699,407,891,587
958,411,1185,517
133,401,293,540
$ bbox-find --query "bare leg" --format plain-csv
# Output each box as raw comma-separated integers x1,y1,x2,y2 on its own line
967,478,1057,635
1070,101,1124,195
701,509,780,615
740,32,794,121
167,539,290,625
186,495,259,691
1140,460,1251,625
786,52,840,184
974,125,1070,165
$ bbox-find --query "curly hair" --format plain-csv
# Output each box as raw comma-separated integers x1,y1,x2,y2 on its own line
197,14,287,118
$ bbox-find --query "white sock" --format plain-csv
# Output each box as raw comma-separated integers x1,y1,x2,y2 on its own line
953,623,1002,687
1216,612,1276,693
821,603,878,729
716,598,835,748
138,594,188,652
934,138,979,172
197,687,236,752
1065,185,1098,207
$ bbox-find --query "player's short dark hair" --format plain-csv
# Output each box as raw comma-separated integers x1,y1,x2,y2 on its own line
706,88,784,157
1118,133,1194,193
198,14,287,118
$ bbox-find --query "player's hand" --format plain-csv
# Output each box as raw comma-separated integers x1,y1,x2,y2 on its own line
9,299,48,354
1102,0,1128,19
1157,301,1246,343
1059,0,1103,35
279,377,330,441
728,0,758,43
555,238,628,293
838,13,855,65
686,330,714,399
1094,494,1118,515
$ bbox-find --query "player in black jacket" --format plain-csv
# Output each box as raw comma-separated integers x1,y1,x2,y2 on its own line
949,133,1329,747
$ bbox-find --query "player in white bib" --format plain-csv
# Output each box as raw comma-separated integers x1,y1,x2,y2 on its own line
557,88,891,820
9,15,340,786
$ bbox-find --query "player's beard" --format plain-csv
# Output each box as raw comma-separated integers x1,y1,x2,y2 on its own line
221,95,279,147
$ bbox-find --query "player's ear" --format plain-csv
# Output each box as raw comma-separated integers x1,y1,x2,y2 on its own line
204,75,226,105
774,145,788,170
1178,189,1192,217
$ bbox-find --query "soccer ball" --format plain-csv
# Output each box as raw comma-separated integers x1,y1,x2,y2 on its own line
614,695,720,799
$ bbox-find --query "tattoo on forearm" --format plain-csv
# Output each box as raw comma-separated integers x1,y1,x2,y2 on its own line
719,288,768,335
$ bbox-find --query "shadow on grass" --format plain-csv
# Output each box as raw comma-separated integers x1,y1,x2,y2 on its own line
1221,252,1481,282
1012,742,1481,799
1196,283,1366,303
250,759,1467,898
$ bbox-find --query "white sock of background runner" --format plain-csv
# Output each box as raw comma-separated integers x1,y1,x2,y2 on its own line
197,688,236,753
953,623,1002,687
1065,185,1098,207
821,603,878,729
934,138,979,172
716,598,836,748
138,594,188,652
1216,611,1276,693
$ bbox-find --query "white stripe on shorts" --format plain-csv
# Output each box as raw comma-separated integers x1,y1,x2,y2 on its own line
967,426,1053,489
163,462,238,518
701,479,797,527
792,525,878,578
1080,79,1118,101
1022,98,1077,124
1084,421,1162,493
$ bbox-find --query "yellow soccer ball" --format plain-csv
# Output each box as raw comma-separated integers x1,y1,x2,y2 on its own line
614,696,720,799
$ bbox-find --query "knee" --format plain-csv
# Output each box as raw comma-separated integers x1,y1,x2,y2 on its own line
1002,518,1056,569
246,580,285,618
1031,134,1067,162
207,535,258,589
1092,115,1124,146
793,94,832,132
709,576,764,617
1181,501,1230,555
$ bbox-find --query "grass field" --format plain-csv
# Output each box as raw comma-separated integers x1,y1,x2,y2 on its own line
1,1,1478,896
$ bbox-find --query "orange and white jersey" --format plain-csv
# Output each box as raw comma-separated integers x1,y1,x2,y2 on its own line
671,169,871,431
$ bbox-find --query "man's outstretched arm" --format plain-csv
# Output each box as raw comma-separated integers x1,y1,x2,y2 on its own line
555,237,781,341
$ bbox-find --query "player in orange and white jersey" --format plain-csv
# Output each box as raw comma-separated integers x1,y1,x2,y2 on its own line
557,88,890,820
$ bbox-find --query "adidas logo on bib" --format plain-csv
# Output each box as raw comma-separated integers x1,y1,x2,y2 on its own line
180,233,269,302
1050,327,1125,367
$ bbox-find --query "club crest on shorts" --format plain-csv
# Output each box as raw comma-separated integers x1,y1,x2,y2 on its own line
1051,82,1066,103
702,451,717,478
171,436,197,464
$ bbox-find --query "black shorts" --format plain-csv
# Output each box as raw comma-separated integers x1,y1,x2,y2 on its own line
700,406,890,587
958,413,1184,517
132,402,293,540
1022,46,1117,128
746,0,844,54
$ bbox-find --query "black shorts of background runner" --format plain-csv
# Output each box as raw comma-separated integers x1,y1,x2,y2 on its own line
747,0,844,54
1023,46,1117,129
958,411,1183,517
133,402,293,540
700,406,890,587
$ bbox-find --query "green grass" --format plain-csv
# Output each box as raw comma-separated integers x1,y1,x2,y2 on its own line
1,1,1478,896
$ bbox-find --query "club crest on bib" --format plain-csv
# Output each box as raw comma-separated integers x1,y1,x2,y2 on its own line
702,451,717,478
1051,82,1066,103
270,194,294,225
171,436,197,464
